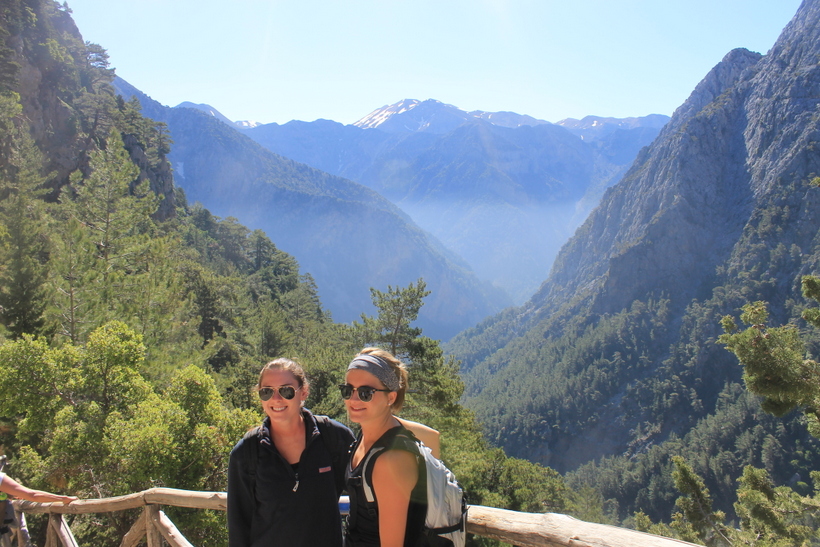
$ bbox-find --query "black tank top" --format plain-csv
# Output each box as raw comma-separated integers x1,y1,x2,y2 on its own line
345,426,427,547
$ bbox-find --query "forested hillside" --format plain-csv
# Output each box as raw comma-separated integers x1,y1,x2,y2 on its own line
0,1,575,546
448,0,820,532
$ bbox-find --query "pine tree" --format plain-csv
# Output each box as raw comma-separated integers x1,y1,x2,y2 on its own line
281,273,324,354
50,216,98,343
0,26,20,92
0,131,50,338
670,272,820,545
719,300,819,429
0,197,49,338
669,456,731,546
732,466,816,546
66,129,159,324
367,277,430,357
256,300,292,359
182,262,224,347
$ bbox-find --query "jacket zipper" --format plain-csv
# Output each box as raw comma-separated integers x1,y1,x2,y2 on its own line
276,414,318,493
293,421,321,492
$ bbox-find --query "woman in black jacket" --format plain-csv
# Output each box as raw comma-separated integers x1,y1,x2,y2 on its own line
228,358,355,547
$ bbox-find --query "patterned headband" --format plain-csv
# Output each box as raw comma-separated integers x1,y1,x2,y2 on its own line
347,354,400,391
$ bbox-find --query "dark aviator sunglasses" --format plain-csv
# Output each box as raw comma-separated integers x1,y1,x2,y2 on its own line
338,384,392,402
258,386,298,401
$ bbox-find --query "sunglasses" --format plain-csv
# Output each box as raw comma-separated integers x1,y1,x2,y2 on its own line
258,385,298,401
338,384,392,402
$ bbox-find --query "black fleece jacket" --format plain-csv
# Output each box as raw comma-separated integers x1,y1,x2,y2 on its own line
227,409,355,547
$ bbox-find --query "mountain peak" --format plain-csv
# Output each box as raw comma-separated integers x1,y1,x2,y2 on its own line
354,98,549,134
353,99,422,129
468,110,549,129
174,102,234,125
174,102,261,129
556,114,670,141
665,48,762,133
450,0,820,486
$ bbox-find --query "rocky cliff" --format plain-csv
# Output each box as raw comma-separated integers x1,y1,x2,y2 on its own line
538,47,764,319
535,0,820,323
3,0,175,218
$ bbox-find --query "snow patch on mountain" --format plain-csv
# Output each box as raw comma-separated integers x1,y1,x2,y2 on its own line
354,98,551,132
354,99,421,129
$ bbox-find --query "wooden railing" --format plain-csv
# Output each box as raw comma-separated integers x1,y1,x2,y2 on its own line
9,488,703,547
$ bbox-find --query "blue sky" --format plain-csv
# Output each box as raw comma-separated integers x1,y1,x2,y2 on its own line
66,0,803,126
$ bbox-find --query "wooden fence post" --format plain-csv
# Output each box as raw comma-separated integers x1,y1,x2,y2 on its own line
152,509,195,547
144,505,163,547
43,517,57,547
47,514,78,547
120,508,148,547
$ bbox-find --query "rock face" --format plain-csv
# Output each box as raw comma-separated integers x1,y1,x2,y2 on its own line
449,0,820,474
8,6,81,183
539,47,765,318
240,100,666,303
4,3,175,218
539,7,820,320
114,79,509,340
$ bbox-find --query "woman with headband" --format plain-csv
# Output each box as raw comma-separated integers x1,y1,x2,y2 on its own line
341,347,430,547
228,358,356,547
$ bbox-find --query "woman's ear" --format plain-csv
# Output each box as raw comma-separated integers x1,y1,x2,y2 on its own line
387,391,397,407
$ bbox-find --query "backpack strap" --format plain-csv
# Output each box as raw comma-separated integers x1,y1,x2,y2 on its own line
360,427,423,505
360,445,387,504
428,518,465,536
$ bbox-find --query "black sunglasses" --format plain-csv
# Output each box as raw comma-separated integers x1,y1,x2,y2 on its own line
259,386,298,401
338,384,392,402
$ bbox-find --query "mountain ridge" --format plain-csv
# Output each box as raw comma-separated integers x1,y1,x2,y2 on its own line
354,98,554,132
114,78,508,340
238,100,667,302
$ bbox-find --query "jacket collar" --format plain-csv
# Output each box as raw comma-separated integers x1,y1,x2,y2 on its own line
260,408,319,445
